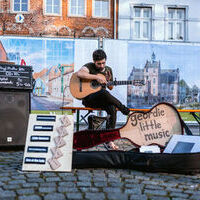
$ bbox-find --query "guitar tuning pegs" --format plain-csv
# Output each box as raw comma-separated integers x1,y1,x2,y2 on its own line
114,78,117,85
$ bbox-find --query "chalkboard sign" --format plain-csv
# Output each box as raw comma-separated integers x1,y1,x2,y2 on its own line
0,64,33,90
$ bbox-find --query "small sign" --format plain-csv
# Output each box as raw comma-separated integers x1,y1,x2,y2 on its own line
15,14,24,23
0,64,33,90
22,114,74,172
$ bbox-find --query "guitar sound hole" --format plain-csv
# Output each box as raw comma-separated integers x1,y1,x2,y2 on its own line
91,80,100,89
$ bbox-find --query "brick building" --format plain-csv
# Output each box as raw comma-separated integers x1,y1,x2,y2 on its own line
0,0,118,38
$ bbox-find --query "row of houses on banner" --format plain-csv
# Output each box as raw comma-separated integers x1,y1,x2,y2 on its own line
33,64,74,102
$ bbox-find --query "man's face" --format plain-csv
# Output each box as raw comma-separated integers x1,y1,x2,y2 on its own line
94,58,106,71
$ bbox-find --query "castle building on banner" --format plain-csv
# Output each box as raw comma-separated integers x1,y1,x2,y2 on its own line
128,53,179,107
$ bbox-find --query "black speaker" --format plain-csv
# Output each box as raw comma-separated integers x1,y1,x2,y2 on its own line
0,91,30,146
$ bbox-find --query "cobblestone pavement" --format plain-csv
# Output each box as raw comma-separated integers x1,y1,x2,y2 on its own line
1,142,200,200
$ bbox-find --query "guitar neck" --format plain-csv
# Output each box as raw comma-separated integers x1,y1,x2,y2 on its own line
107,80,144,86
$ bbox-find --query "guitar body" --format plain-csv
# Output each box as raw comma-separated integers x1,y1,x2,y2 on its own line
70,72,104,99
119,102,183,146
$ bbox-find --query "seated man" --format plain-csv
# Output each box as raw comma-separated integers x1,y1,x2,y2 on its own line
76,49,130,150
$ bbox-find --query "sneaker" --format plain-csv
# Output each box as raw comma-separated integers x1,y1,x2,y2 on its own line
104,141,119,150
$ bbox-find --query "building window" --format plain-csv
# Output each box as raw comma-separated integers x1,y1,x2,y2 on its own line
167,8,185,40
93,0,110,18
13,0,28,12
132,7,152,40
69,0,85,16
45,0,61,15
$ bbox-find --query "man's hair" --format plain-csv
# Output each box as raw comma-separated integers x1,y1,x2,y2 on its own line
93,49,107,61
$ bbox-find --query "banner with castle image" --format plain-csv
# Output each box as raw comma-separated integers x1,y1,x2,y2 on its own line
0,36,75,111
1,36,200,114
127,41,200,109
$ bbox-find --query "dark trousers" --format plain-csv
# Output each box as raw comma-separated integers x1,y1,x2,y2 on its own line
82,89,124,129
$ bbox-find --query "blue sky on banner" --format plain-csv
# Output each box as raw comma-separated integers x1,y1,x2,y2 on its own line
128,42,200,87
1,37,74,72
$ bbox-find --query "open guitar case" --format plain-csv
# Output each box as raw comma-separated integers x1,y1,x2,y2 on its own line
72,104,200,175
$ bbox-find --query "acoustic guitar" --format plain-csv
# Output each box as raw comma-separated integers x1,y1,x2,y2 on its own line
70,72,145,99
73,102,183,150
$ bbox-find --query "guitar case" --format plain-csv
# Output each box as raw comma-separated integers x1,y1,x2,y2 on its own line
72,103,200,174
72,150,200,175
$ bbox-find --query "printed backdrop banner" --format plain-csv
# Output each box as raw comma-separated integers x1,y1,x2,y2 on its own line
1,36,200,122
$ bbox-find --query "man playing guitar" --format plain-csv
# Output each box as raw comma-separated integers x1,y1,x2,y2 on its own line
76,49,130,150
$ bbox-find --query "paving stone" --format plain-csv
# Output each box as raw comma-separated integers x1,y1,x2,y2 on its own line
9,179,26,184
3,184,21,190
57,186,78,193
0,177,11,182
149,197,171,200
145,184,164,190
0,197,15,200
124,178,139,183
93,177,107,182
61,176,77,181
103,187,121,193
78,176,92,181
43,172,58,177
171,198,188,200
45,177,61,182
144,189,168,196
94,181,108,187
0,190,16,198
165,187,183,192
190,194,200,200
169,192,189,198
135,175,150,181
159,182,178,187
38,187,56,193
44,193,66,200
77,181,91,187
11,175,26,179
22,183,38,188
108,177,121,183
66,193,83,199
124,187,142,194
85,192,105,200
107,193,128,200
16,188,35,195
80,187,99,192
58,181,76,187
27,178,45,183
39,182,57,187
109,181,123,187
18,195,42,200
25,173,41,178
125,183,144,189
129,194,148,200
